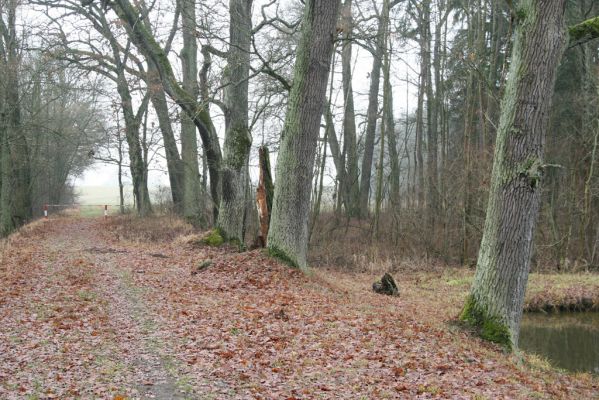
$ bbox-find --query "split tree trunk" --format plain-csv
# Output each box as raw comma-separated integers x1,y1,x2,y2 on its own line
267,0,340,269
462,0,567,349
256,146,273,247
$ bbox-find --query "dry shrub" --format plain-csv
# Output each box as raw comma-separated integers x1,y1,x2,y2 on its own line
0,218,48,263
174,233,205,247
308,211,453,272
105,214,196,243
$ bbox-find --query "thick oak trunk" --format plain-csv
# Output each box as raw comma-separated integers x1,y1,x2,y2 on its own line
462,0,567,349
217,0,253,243
267,0,340,269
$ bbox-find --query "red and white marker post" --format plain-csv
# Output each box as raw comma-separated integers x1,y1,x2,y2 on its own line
104,205,108,219
43,204,48,219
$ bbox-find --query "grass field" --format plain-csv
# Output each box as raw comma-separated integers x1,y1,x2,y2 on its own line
75,185,132,206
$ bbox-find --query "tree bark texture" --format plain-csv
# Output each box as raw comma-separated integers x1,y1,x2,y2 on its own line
147,60,184,213
340,0,359,217
179,0,204,225
462,0,567,349
267,0,340,269
217,0,253,243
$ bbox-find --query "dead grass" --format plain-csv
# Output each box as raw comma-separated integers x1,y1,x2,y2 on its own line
105,214,197,243
525,273,599,312
308,212,461,271
0,218,48,266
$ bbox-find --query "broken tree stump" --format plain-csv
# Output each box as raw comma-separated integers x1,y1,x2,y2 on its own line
372,273,399,296
255,146,274,247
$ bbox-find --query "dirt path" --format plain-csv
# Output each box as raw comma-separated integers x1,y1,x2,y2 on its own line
0,218,192,399
0,217,597,399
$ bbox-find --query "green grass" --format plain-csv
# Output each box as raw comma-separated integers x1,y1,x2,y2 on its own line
79,206,108,218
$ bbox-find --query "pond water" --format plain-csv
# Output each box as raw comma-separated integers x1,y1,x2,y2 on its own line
519,312,599,374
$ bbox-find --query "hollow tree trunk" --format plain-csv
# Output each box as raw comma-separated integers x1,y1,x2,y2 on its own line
267,0,340,269
462,0,567,349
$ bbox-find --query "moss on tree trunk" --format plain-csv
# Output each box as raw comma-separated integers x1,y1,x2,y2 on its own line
267,0,341,269
217,0,253,245
462,0,567,349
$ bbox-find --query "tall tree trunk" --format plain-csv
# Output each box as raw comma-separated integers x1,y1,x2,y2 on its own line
96,6,152,217
309,128,327,241
385,54,399,211
414,4,426,211
325,103,346,211
415,73,425,209
461,9,476,265
340,0,359,217
423,0,438,234
179,0,204,225
116,116,125,214
267,0,340,269
462,0,567,349
116,76,152,216
358,3,387,217
147,60,184,213
217,0,253,243
0,53,5,227
256,145,273,246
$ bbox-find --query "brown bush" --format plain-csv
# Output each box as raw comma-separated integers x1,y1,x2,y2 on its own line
105,214,197,243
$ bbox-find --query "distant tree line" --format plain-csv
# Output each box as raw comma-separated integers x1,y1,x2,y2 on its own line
1,0,105,235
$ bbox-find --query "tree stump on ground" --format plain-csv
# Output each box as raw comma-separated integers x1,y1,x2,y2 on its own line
372,273,399,296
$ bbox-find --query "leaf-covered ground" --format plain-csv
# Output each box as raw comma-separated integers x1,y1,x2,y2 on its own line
0,217,597,399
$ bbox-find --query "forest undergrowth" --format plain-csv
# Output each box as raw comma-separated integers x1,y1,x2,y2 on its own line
0,215,597,399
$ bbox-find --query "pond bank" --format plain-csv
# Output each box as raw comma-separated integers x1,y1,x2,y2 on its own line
520,312,599,374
